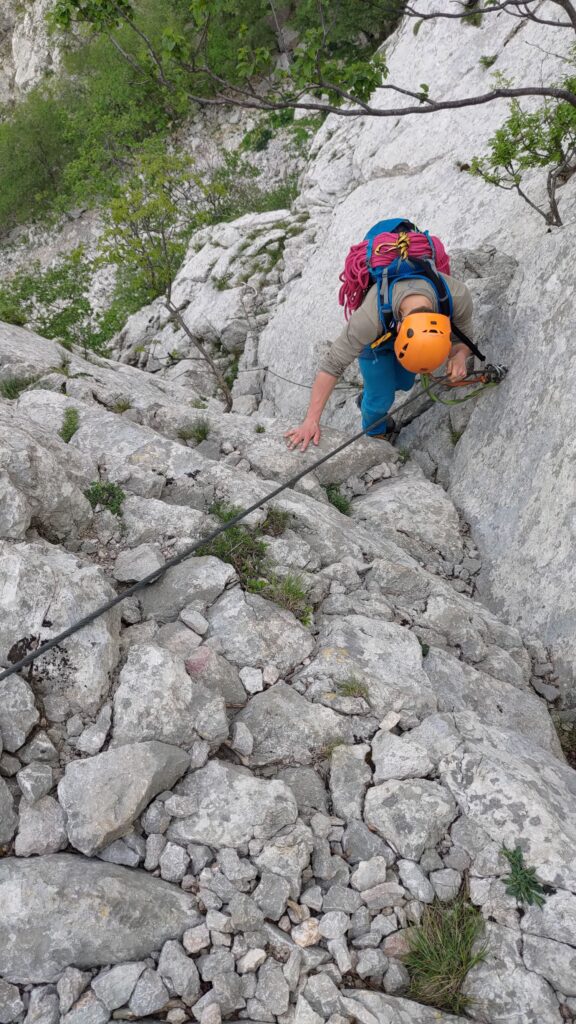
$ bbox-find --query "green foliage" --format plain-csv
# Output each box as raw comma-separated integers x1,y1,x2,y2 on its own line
262,506,290,537
325,483,352,516
450,426,464,446
265,573,312,624
0,376,40,400
0,248,97,350
320,737,345,759
58,407,79,442
84,481,126,516
479,55,497,69
397,447,411,464
254,423,266,434
404,897,487,1014
178,417,210,443
197,506,269,588
470,79,576,225
418,638,431,658
337,677,369,699
225,355,240,390
112,398,132,414
502,846,546,907
212,274,232,291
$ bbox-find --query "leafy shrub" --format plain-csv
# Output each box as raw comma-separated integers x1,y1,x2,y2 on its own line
0,249,95,350
501,846,546,907
84,481,126,516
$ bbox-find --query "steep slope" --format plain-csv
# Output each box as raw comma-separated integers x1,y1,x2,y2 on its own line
0,324,575,1023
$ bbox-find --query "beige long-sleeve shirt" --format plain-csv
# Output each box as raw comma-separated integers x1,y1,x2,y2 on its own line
320,273,474,379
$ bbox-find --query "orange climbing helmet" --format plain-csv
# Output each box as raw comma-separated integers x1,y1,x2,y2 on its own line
394,310,452,373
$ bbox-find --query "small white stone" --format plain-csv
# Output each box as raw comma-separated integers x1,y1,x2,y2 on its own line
239,667,264,694
292,919,320,947
237,948,267,973
180,606,209,635
378,712,401,731
183,924,210,954
263,664,280,685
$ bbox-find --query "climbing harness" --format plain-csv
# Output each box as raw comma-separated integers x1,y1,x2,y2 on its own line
0,367,507,684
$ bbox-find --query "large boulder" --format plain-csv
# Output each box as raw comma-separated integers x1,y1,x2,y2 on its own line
0,541,120,716
165,759,298,848
112,644,228,747
206,588,314,673
0,855,199,983
58,742,190,855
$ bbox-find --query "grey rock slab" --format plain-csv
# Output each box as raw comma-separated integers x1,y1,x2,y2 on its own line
277,767,329,817
113,543,164,583
254,821,314,899
166,759,298,848
74,706,112,756
140,556,235,622
293,996,324,1024
521,890,576,945
463,922,562,1024
329,743,371,820
160,842,190,883
0,980,24,1024
353,461,465,563
439,712,576,890
61,991,110,1024
350,857,388,892
342,820,389,864
253,872,291,921
430,868,462,902
91,962,146,1011
255,960,290,1016
522,934,576,996
14,795,67,856
341,989,470,1023
158,939,200,1005
121,495,206,547
113,643,228,746
235,682,350,767
57,968,91,1015
0,854,197,983
207,588,314,674
423,648,562,755
129,968,169,1017
184,646,247,707
295,615,436,721
397,861,434,903
0,775,17,844
364,779,457,860
371,730,433,782
58,741,189,855
0,540,120,715
0,677,39,753
23,986,60,1024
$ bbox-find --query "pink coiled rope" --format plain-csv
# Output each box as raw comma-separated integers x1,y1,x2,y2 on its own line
338,231,451,320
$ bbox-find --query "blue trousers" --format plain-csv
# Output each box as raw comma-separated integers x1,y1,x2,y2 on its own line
358,345,416,435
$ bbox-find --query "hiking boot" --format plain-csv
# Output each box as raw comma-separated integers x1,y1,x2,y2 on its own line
355,390,363,409
367,416,397,441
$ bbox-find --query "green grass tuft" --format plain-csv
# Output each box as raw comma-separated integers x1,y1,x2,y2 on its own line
0,375,39,400
113,397,132,414
336,678,369,699
178,417,210,444
85,481,125,516
479,54,497,69
325,484,352,516
501,846,546,907
397,447,411,464
254,423,266,433
265,573,312,625
262,505,290,537
404,896,487,1015
58,407,79,443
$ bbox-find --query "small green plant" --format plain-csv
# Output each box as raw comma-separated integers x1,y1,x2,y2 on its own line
0,376,40,400
325,484,352,516
113,398,132,414
225,355,240,390
502,846,546,907
337,678,369,699
58,407,79,443
262,505,290,537
450,427,464,446
404,896,487,1014
265,573,312,625
198,502,268,587
212,273,232,291
479,55,497,69
320,738,345,759
192,397,208,409
84,481,126,516
179,417,210,444
397,447,411,464
254,423,266,433
551,713,576,768
418,638,431,658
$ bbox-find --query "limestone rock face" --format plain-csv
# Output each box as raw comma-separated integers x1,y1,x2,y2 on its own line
0,856,198,983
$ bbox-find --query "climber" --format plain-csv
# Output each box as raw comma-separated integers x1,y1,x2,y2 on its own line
285,276,476,453
285,218,482,452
